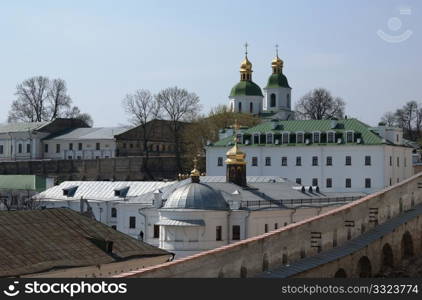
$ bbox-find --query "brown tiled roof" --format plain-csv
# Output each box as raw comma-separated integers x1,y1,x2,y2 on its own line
0,208,170,277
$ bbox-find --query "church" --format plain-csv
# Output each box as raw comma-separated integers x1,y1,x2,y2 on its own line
228,44,294,120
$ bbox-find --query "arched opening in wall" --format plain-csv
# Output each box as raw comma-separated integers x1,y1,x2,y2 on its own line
238,102,242,112
399,198,403,213
411,196,415,208
249,102,253,113
282,247,288,265
333,230,338,247
240,265,247,278
361,223,366,234
270,94,276,107
334,268,347,278
262,254,269,272
401,231,414,259
300,247,306,259
357,256,372,277
381,243,394,268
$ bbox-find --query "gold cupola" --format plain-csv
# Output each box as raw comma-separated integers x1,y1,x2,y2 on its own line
240,42,253,81
272,44,283,74
190,157,201,183
225,120,247,186
225,142,246,165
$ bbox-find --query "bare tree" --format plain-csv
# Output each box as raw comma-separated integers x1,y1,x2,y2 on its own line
381,112,397,127
384,101,422,141
156,87,201,172
122,89,161,179
8,76,92,125
295,88,345,120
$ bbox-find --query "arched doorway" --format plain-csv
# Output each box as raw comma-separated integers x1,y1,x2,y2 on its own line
240,265,247,278
334,268,347,278
357,256,372,277
262,254,269,271
401,231,414,259
381,243,394,268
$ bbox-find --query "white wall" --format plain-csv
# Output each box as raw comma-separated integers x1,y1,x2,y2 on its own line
229,95,263,114
43,139,117,160
263,86,291,112
0,132,48,161
206,145,413,193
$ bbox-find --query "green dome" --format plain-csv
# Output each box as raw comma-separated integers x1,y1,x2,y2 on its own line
266,73,290,89
229,80,263,97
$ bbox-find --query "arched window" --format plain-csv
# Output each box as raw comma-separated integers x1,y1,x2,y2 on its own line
287,94,291,108
111,207,117,218
249,102,253,113
270,94,276,107
238,102,242,112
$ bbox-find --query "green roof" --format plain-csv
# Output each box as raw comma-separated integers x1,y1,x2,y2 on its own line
265,73,290,89
0,122,50,134
212,118,385,147
0,175,47,192
230,80,263,97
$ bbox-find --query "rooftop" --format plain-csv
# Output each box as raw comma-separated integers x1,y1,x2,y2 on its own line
0,121,50,134
44,126,130,141
0,175,48,192
0,208,170,277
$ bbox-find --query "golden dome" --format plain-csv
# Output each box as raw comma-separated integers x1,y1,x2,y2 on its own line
240,56,252,72
272,55,283,68
225,143,246,165
190,157,201,178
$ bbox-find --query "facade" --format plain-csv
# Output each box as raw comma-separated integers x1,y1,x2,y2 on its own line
228,47,294,120
0,208,172,278
206,119,413,193
0,118,88,161
43,127,129,160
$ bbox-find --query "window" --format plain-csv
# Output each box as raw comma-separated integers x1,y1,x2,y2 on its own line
44,144,49,153
68,156,72,160
389,178,392,186
282,133,289,144
313,132,320,143
345,156,352,166
404,157,407,167
326,178,332,188
18,144,22,153
312,178,318,186
389,156,392,166
274,223,278,229
238,102,242,112
56,144,60,153
69,143,73,151
252,156,258,167
266,133,273,144
123,143,127,149
264,224,268,233
296,178,302,185
346,131,353,143
287,94,291,108
326,156,333,166
249,102,253,113
265,157,271,166
345,178,351,188
216,226,222,241
296,156,302,166
232,225,240,240
297,133,304,143
129,216,136,228
217,157,223,166
154,225,160,238
96,143,100,150
78,143,83,151
312,156,318,166
270,94,276,107
26,144,30,153
365,178,371,188
0,145,3,154
111,225,117,230
281,156,287,166
397,157,400,167
111,207,117,218
327,132,335,143
253,134,259,144
365,155,371,166
396,134,399,142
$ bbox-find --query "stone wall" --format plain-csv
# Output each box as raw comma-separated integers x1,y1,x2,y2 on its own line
0,156,186,182
114,172,422,278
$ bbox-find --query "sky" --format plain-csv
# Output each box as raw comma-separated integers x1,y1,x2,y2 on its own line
0,0,421,127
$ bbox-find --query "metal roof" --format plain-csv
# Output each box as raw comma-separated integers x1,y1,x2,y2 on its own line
0,175,47,192
0,208,171,277
44,126,130,140
0,121,50,134
257,203,422,278
156,219,205,227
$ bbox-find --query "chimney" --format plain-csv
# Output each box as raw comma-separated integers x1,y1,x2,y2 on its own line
153,189,163,208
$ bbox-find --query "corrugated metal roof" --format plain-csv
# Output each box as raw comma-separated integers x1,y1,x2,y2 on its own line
35,181,179,202
0,208,170,277
44,127,130,140
0,175,46,192
156,219,205,226
0,121,50,133
257,203,422,278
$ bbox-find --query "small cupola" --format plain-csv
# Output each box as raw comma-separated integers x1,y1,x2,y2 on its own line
225,120,247,187
190,157,201,183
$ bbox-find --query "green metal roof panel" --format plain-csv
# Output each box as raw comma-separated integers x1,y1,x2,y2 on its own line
265,73,291,88
0,175,46,192
212,119,384,147
229,80,263,97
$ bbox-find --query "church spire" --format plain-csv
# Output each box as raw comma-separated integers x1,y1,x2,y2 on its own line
240,42,253,81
